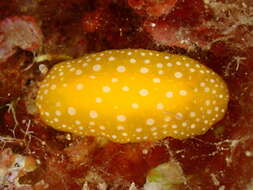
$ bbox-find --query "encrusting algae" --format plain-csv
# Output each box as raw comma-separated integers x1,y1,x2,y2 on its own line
36,49,229,143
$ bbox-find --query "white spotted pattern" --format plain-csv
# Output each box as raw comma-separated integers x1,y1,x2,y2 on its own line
36,49,229,143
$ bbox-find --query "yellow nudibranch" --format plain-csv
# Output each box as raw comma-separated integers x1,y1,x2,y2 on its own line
36,49,229,143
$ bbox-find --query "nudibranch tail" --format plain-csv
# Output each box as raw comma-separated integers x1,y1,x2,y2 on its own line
36,49,229,143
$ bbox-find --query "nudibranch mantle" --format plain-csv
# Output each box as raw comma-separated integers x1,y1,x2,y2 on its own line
36,49,229,143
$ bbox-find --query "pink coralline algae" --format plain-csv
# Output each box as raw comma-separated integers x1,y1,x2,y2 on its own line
0,16,43,63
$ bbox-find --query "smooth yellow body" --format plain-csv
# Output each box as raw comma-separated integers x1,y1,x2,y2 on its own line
36,49,229,143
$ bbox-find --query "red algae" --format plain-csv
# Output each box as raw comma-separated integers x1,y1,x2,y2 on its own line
128,0,178,17
82,7,106,33
90,142,172,186
0,0,252,190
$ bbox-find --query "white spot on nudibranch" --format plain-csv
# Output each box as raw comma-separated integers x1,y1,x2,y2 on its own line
166,91,173,98
102,86,111,93
95,97,102,103
75,69,82,75
179,90,187,96
156,103,164,110
117,66,126,72
108,56,115,61
146,118,155,125
140,67,149,74
131,103,139,109
55,110,61,116
139,89,149,96
174,72,183,78
136,128,142,132
153,78,160,83
76,83,84,90
89,110,98,118
122,86,129,91
68,107,76,115
93,64,101,71
117,115,126,122
50,84,56,90
130,58,136,63
111,78,118,83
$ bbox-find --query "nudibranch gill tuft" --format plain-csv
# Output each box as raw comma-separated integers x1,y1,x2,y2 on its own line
36,49,229,143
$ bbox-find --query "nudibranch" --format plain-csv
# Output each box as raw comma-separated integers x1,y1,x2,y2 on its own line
36,49,229,143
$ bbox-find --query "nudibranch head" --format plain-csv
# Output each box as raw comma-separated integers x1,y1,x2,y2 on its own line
36,49,229,143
